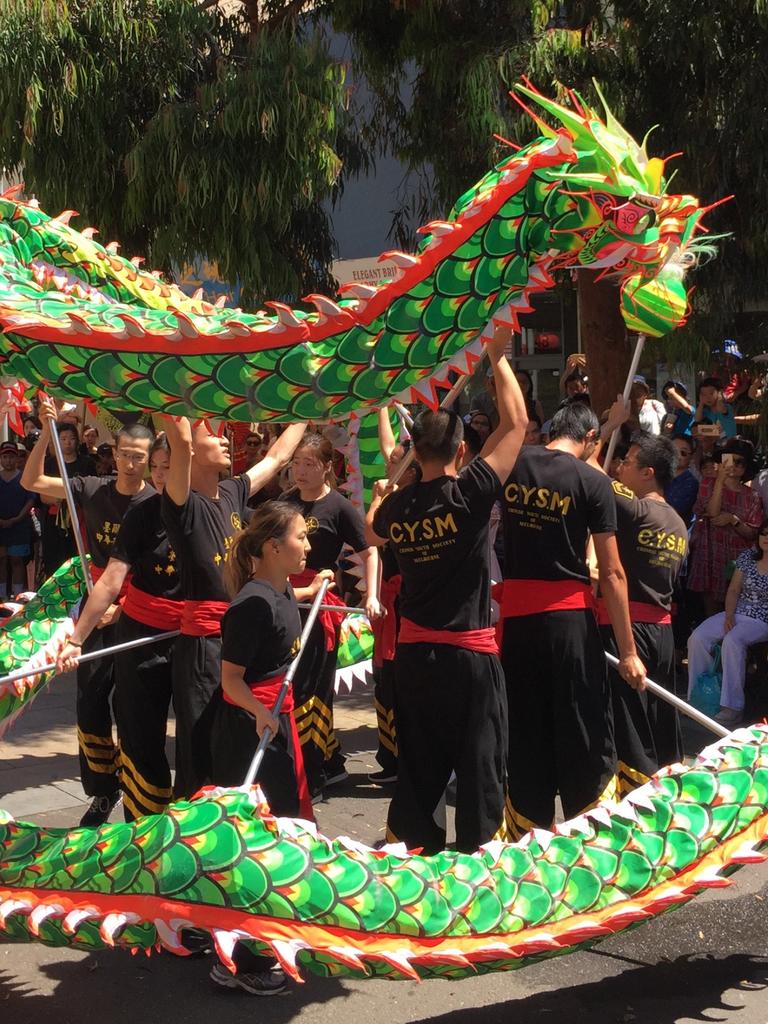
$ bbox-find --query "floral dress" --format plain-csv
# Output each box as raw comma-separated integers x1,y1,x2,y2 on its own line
687,478,764,602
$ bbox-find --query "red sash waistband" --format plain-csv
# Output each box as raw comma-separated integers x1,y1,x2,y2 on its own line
181,600,229,637
372,574,401,667
398,617,499,655
289,569,346,651
123,582,183,631
496,579,595,618
89,563,131,603
223,671,313,821
596,598,671,626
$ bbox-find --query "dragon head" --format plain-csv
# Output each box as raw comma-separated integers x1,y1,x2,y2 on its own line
512,81,707,337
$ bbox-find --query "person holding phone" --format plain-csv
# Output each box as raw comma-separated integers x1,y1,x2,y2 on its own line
687,438,763,617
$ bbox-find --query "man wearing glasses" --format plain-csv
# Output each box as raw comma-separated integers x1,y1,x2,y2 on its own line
23,400,155,826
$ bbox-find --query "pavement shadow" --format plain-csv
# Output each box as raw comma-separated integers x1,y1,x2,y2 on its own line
0,947,351,1024
0,752,83,804
408,953,768,1024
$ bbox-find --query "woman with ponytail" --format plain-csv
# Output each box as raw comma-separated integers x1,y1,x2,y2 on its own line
208,500,319,996
281,433,381,800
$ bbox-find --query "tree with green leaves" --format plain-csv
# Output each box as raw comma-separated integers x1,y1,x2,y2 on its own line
2,1,767,397
0,0,366,305
334,1,768,404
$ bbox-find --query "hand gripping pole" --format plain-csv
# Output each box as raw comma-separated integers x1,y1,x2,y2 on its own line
241,579,331,790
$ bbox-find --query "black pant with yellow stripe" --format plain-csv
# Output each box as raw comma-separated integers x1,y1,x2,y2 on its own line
502,608,617,841
601,621,681,797
292,616,344,793
373,659,398,775
77,619,120,798
113,613,174,821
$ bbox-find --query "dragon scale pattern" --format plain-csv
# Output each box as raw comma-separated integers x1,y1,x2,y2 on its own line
0,728,766,980
0,85,703,425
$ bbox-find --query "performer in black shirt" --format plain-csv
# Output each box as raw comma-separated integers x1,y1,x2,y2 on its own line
57,437,182,820
498,401,645,840
599,432,687,793
207,501,313,996
159,415,306,798
281,433,380,799
367,326,527,854
39,420,96,578
24,398,155,826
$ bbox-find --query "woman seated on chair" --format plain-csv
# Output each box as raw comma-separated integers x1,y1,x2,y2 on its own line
687,518,768,727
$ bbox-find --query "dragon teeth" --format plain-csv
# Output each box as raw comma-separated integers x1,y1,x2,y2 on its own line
0,898,32,927
63,907,97,934
100,911,140,945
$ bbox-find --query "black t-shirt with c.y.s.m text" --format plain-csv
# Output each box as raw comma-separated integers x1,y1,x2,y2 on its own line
372,456,500,632
161,475,250,603
280,487,367,570
112,492,181,600
221,579,301,685
501,445,616,584
610,480,688,611
70,476,156,570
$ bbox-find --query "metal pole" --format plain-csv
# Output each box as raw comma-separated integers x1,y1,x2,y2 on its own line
0,630,180,689
297,602,361,614
387,358,485,487
603,333,646,470
45,396,93,594
604,651,728,738
241,579,330,790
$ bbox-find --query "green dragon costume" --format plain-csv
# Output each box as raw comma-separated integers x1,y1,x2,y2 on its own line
1,729,767,980
0,84,705,426
2,83,753,980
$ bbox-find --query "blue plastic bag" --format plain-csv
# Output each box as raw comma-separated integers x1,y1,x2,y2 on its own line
690,642,722,717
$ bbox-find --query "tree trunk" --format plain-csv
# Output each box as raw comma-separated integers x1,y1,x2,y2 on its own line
577,270,631,419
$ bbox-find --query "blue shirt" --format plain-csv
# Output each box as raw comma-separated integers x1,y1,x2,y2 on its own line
703,403,737,439
665,470,699,526
670,409,695,438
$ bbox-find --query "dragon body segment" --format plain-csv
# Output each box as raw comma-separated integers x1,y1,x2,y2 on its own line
0,727,767,980
0,85,703,424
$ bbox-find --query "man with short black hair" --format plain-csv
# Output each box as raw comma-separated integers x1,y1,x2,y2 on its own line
366,327,526,854
499,400,645,840
599,431,688,793
23,401,156,825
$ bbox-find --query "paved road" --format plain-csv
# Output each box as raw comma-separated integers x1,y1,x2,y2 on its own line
1,677,767,1024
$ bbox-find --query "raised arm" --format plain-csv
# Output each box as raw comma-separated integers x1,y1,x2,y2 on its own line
665,386,692,414
377,408,398,464
245,422,307,497
365,479,394,547
157,415,192,507
479,326,527,482
20,395,66,499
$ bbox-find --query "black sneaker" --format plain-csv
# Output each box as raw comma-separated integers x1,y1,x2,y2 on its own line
323,768,349,787
79,792,121,828
210,961,287,996
368,769,397,784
